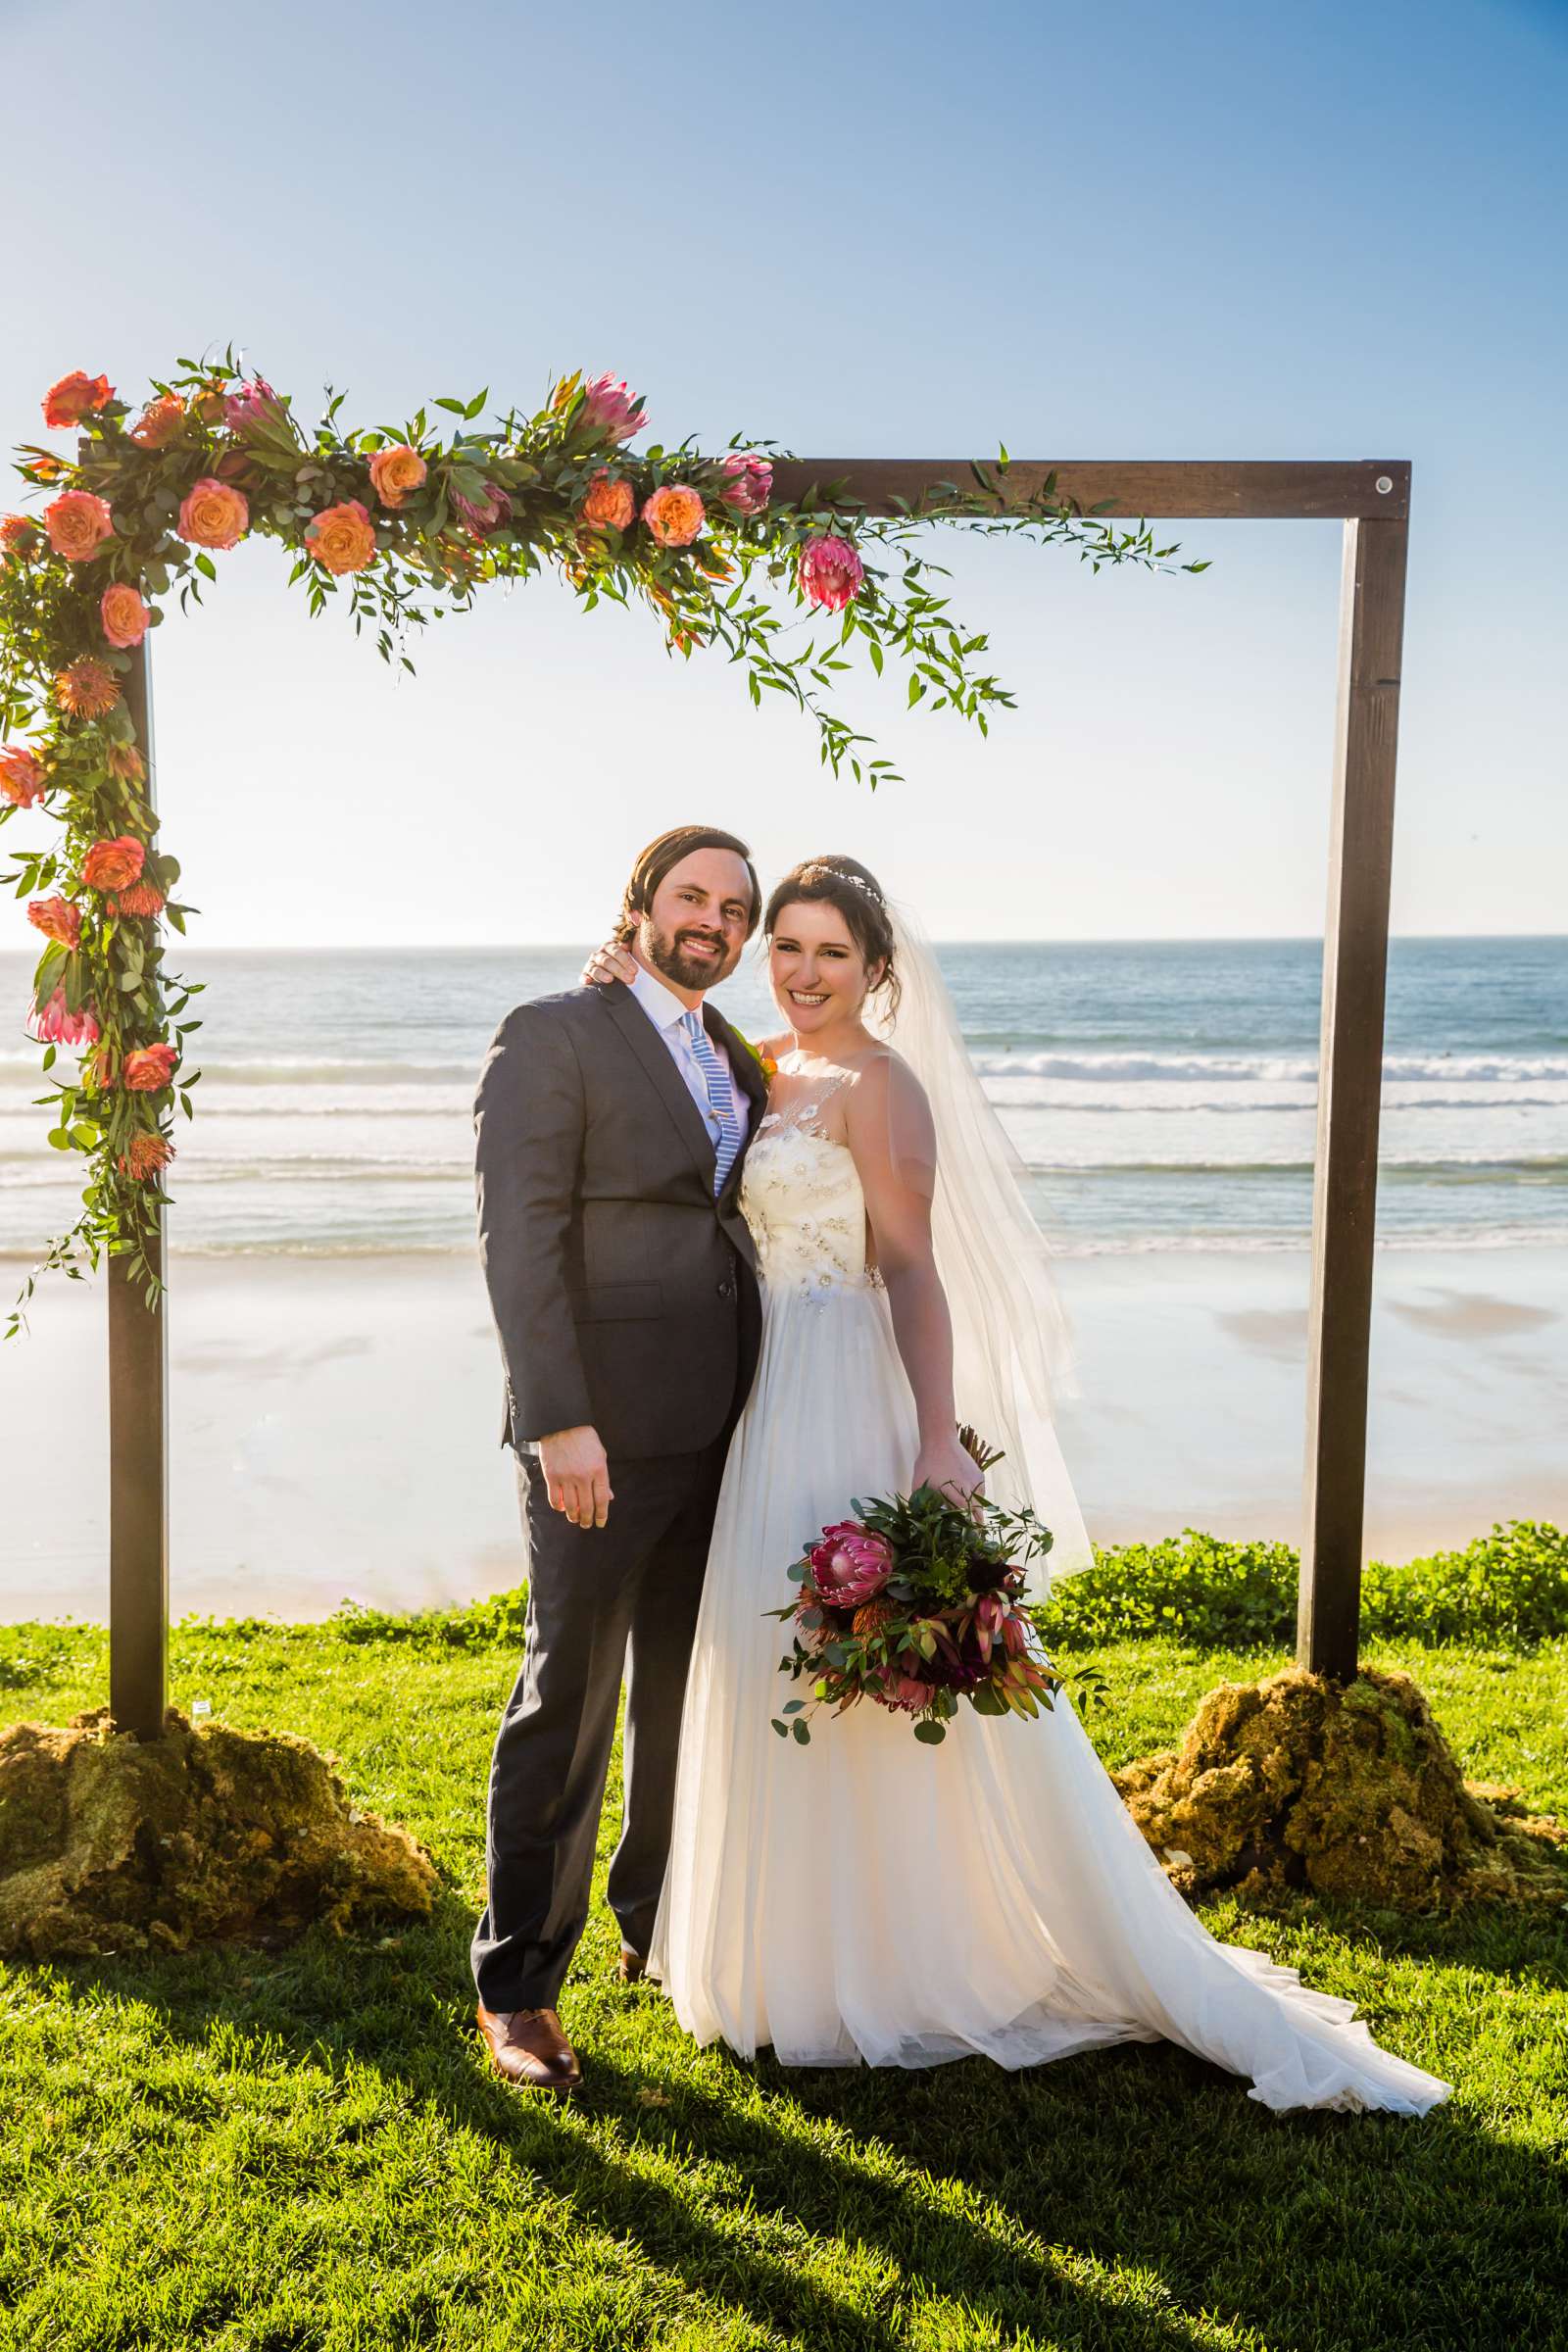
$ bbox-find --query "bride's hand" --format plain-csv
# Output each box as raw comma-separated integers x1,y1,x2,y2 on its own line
912,1435,984,1517
580,938,638,988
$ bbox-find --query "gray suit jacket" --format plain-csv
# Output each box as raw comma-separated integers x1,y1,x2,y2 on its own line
474,980,766,1460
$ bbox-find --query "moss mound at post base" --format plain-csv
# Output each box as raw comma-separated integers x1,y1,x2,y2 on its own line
1112,1666,1567,1912
0,1707,438,1959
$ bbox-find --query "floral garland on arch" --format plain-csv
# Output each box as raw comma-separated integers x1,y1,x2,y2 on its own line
0,353,1206,1323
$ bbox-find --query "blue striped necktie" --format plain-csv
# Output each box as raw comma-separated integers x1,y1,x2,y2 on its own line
681,1008,744,1197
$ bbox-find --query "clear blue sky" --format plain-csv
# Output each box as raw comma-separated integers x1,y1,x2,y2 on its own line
2,0,1563,942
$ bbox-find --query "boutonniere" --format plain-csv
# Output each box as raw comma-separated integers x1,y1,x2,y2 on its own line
736,1032,778,1085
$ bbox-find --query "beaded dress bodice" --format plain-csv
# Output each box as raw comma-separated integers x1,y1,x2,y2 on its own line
739,1064,883,1298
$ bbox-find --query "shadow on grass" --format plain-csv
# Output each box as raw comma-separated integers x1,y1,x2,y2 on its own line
28,1886,1567,2352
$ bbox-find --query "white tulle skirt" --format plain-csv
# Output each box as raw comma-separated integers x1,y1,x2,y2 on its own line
648,1279,1451,2116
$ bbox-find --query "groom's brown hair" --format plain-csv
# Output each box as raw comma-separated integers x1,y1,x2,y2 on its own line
615,824,761,945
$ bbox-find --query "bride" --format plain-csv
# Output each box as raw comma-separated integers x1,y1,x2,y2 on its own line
585,855,1448,2115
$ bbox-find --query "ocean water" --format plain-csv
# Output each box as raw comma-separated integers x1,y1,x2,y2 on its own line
0,937,1564,1260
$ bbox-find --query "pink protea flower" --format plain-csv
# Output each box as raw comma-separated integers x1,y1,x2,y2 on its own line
798,533,864,612
1001,1611,1031,1658
579,373,646,445
44,490,115,564
0,746,48,808
222,374,285,432
880,1670,938,1714
807,1520,895,1608
42,371,113,429
27,896,82,948
450,482,513,536
641,484,705,547
971,1590,1008,1663
717,453,772,515
111,879,166,919
122,1042,178,1092
25,986,100,1049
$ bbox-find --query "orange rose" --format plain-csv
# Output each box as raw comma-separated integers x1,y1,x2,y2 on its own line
177,476,249,552
368,444,427,508
54,661,120,719
579,471,637,532
27,896,81,948
44,490,115,563
129,394,185,449
118,1130,174,1181
43,370,113,429
122,1043,178,1092
641,484,706,548
82,836,146,893
304,499,377,575
100,583,150,649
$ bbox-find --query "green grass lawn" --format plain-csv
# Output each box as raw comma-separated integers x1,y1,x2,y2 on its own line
1,1614,1564,2352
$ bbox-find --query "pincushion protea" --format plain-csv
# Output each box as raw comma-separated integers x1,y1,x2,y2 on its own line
54,660,120,718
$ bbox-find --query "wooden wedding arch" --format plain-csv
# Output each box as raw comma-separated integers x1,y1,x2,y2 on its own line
105,454,1409,1736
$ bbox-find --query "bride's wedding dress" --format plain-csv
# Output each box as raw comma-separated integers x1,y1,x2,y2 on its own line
648,1065,1450,2116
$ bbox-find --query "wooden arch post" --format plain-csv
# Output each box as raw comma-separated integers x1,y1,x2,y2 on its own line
104,455,1408,1731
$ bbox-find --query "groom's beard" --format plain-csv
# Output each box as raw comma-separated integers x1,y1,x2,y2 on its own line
645,922,740,994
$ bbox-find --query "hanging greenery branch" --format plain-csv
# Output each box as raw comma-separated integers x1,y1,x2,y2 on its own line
0,352,1208,1322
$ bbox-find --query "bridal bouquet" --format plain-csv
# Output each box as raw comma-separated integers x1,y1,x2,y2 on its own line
769,1432,1062,1745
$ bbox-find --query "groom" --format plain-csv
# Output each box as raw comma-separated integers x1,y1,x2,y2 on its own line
469,823,767,2093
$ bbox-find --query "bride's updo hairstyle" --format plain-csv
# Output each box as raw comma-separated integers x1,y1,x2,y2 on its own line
763,855,901,1020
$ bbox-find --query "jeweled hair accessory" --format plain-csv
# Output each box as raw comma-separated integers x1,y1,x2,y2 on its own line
800,862,885,906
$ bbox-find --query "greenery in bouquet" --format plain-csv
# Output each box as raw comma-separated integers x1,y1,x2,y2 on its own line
769,1433,1068,1745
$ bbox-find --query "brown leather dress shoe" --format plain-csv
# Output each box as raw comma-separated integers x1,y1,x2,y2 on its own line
475,2004,581,2094
617,1942,646,1984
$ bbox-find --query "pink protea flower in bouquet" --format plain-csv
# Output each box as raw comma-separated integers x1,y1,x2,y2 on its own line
717,452,773,515
798,533,864,612
1,745,48,808
807,1520,895,1607
450,482,513,537
880,1670,938,1714
222,374,285,433
25,987,100,1050
579,373,646,445
971,1590,1008,1663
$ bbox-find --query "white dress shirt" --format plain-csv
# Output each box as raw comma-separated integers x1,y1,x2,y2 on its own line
625,961,753,1154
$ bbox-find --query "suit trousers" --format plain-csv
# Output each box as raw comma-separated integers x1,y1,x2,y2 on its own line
470,1436,728,2013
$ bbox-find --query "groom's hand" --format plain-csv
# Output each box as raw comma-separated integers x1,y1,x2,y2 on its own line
539,1425,613,1529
